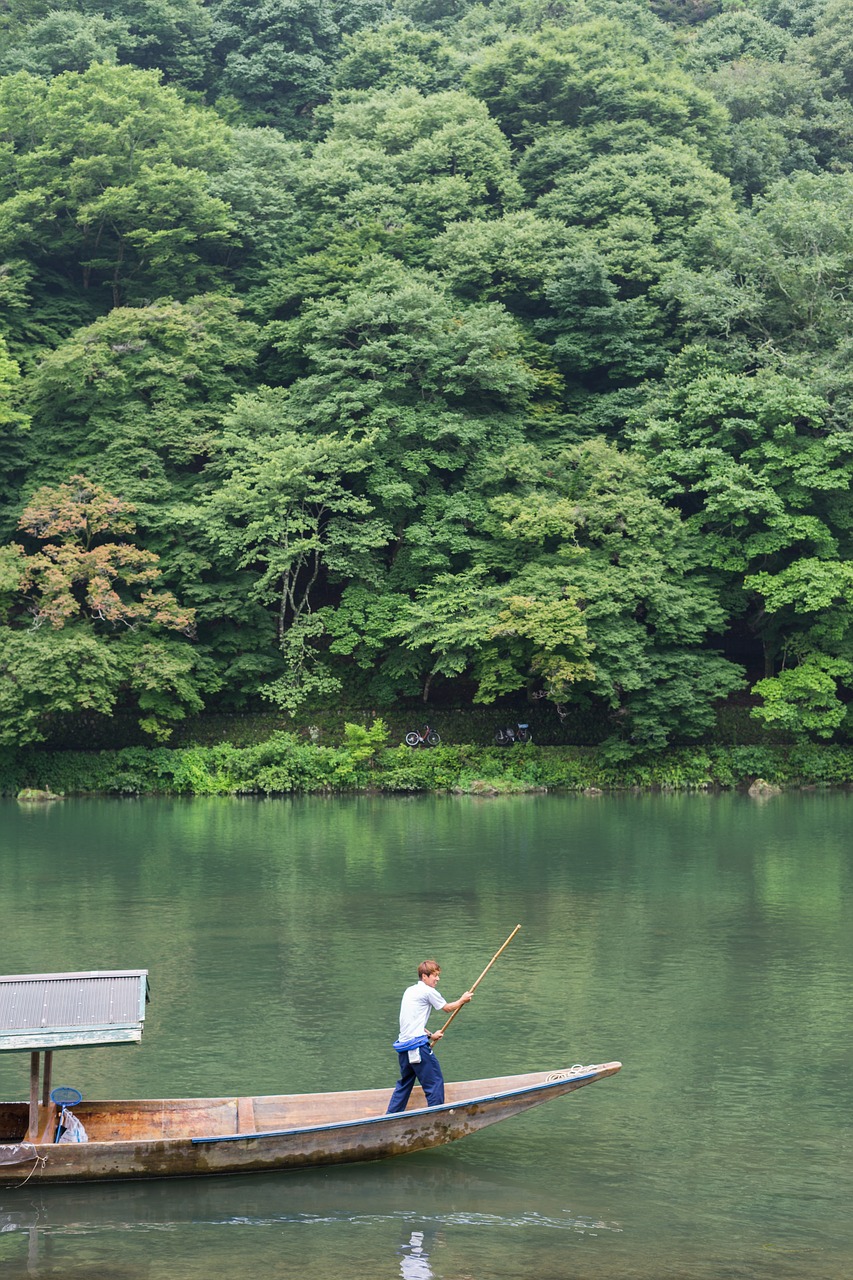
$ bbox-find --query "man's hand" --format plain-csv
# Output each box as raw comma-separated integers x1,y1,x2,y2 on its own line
461,990,473,1003
430,1030,444,1043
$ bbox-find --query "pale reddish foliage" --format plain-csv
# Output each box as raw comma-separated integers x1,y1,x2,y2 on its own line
20,476,138,549
16,475,195,635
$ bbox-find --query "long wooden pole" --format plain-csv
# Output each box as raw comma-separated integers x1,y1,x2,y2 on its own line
433,924,521,1039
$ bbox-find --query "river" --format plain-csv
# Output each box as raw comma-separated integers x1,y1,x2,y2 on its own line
0,792,851,1278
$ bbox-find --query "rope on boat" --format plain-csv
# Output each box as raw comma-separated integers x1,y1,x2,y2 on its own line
545,1064,603,1082
7,1146,48,1187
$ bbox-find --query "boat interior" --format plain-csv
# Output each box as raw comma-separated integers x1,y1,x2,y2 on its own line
0,1071,554,1145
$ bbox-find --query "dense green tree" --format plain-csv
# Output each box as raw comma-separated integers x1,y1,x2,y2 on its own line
744,540,853,738
0,11,124,77
208,0,385,119
87,0,214,87
648,0,721,25
747,0,827,37
210,0,344,130
274,267,534,448
810,0,853,98
392,0,470,28
307,87,522,230
22,295,258,509
247,87,524,311
540,246,667,386
0,256,99,366
529,143,735,394
698,54,853,198
751,654,853,739
537,141,734,253
479,0,675,45
631,355,853,707
485,438,744,747
392,564,595,705
432,210,571,312
683,10,795,69
208,127,308,294
0,334,29,528
16,294,262,697
669,171,853,361
333,21,463,93
260,269,538,701
0,0,214,88
370,433,742,741
0,64,235,310
201,390,386,709
466,21,728,157
0,0,848,745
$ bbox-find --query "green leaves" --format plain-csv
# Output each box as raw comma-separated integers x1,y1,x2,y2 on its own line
633,363,846,575
631,354,853,734
467,21,727,156
210,0,345,130
203,392,387,708
670,172,853,356
0,625,122,744
490,437,744,745
752,657,853,740
391,566,594,703
0,0,850,748
0,64,235,306
24,294,257,507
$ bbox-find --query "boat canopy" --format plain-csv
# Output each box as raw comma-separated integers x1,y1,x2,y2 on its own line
0,970,149,1053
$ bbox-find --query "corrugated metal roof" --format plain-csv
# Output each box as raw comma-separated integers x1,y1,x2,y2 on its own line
0,970,149,1052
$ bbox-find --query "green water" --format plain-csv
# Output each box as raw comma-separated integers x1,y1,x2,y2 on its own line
0,793,851,1279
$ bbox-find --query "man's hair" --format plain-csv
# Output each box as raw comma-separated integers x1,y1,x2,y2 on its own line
418,960,440,980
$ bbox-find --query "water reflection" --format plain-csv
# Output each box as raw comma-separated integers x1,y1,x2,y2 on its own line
399,1229,434,1280
0,1160,623,1232
0,1164,625,1280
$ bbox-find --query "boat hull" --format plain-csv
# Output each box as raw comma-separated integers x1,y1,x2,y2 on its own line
0,1063,620,1185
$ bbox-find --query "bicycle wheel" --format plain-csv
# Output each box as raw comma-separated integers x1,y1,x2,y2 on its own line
494,730,509,746
517,728,530,744
405,732,421,747
426,731,441,747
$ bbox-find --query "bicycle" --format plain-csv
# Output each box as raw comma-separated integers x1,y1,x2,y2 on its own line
494,722,531,746
405,725,441,748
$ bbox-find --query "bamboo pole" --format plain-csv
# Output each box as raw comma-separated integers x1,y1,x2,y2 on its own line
433,924,521,1039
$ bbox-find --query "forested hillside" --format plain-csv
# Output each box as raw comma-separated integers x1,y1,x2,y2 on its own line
1,0,852,752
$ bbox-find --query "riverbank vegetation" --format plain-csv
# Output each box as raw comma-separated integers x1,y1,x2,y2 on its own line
2,0,853,760
5,724,853,796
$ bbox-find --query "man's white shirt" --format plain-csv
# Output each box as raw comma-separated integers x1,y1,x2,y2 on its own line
397,980,446,1042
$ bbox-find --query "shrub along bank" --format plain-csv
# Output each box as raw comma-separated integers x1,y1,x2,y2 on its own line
3,728,853,797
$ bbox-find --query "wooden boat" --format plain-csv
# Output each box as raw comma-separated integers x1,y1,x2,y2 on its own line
0,968,621,1185
0,1064,621,1185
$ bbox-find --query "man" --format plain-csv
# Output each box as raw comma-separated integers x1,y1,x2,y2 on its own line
386,959,472,1113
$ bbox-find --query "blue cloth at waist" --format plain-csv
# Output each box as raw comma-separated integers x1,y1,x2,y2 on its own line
392,1034,430,1052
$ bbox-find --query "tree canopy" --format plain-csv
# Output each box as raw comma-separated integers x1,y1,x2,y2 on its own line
0,0,851,747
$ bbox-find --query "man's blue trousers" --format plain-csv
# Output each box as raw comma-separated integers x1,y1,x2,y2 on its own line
386,1044,445,1113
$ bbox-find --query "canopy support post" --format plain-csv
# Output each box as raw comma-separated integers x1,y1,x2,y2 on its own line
28,1051,40,1140
42,1050,53,1107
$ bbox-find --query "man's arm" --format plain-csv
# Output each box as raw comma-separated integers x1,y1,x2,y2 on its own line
429,990,472,1041
443,990,473,1014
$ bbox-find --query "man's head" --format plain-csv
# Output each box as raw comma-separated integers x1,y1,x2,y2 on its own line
418,960,440,986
